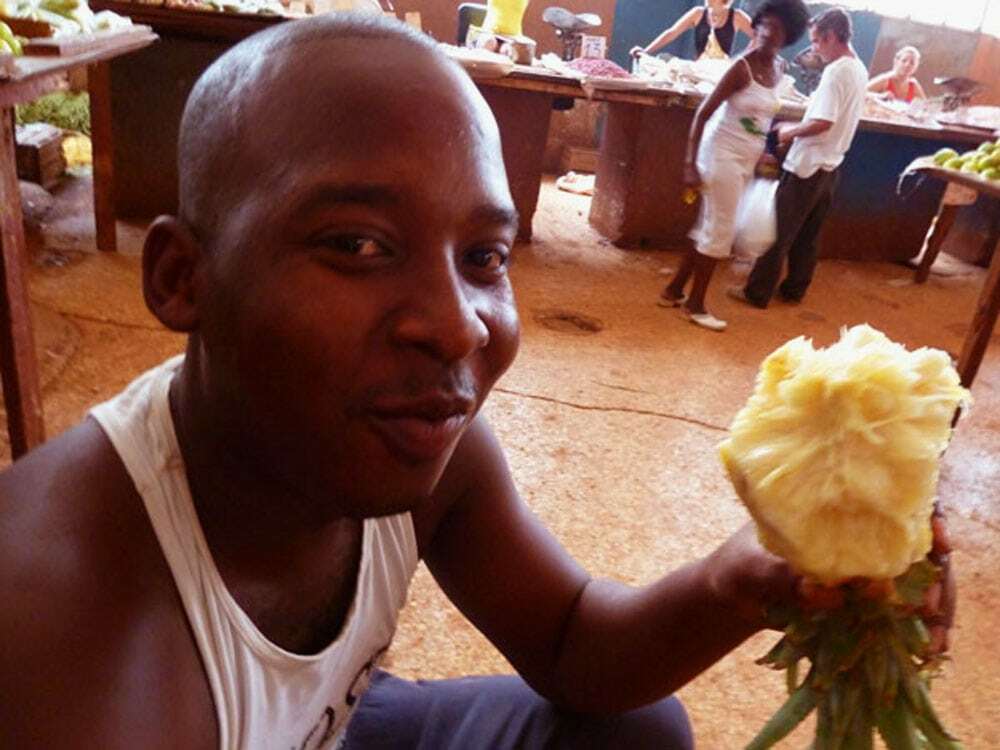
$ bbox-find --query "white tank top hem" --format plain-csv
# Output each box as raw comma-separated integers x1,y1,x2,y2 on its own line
90,356,419,750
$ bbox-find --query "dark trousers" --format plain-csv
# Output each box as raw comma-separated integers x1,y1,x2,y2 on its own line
343,670,694,750
744,167,840,307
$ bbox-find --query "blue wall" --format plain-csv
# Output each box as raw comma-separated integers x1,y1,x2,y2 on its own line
609,1,883,73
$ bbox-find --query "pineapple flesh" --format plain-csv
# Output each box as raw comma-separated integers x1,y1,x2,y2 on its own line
719,325,970,585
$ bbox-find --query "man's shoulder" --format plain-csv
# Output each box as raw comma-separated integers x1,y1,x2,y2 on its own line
829,56,868,85
0,420,212,747
411,414,513,553
0,418,164,639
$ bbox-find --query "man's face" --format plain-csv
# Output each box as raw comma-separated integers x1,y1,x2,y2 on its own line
809,27,837,63
195,42,520,517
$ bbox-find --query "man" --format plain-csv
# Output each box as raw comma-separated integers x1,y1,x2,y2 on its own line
731,7,868,308
0,14,947,750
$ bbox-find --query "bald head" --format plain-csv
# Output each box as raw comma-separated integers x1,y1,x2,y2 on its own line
177,14,486,244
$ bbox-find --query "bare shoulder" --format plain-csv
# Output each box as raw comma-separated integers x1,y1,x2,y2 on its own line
0,419,215,748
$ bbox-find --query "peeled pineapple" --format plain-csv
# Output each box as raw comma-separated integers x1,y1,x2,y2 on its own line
719,325,970,585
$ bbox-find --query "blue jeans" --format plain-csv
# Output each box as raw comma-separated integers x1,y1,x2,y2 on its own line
343,671,693,749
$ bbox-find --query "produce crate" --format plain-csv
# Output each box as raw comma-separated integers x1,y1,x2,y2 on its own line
15,122,66,190
560,145,598,174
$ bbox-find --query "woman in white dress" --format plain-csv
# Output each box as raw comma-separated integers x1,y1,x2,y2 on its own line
659,0,809,331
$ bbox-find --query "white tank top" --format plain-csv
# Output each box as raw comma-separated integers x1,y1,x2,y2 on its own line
90,356,419,750
699,58,781,165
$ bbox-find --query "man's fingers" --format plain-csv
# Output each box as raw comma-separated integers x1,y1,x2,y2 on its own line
919,581,942,617
931,514,952,556
798,579,845,610
929,624,949,655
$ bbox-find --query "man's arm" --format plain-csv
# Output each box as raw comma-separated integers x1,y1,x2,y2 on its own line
777,117,833,146
415,417,797,713
0,422,217,748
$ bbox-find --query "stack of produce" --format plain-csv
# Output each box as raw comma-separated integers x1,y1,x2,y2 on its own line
0,19,24,55
566,56,631,79
931,138,1000,181
720,325,969,749
1,0,132,36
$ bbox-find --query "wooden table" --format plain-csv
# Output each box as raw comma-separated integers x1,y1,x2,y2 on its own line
0,29,156,457
908,159,1000,388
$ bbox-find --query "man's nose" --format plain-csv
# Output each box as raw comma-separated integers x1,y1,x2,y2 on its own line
392,266,490,363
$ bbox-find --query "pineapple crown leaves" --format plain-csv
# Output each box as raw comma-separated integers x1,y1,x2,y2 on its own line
747,561,962,750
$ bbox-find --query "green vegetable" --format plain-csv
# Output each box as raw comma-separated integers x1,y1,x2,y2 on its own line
0,21,23,55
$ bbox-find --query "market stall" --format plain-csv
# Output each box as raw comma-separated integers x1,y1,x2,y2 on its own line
905,156,1000,387
87,2,998,261
0,27,156,456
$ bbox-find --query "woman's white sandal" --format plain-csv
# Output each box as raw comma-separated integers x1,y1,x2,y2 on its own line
684,309,727,331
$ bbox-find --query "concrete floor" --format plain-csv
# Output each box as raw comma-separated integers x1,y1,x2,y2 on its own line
4,175,999,747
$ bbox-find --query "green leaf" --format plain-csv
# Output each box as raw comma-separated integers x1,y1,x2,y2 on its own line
894,560,939,606
815,691,845,750
908,680,963,749
758,636,802,670
745,680,819,750
897,616,931,659
876,697,921,750
832,679,864,743
864,639,889,707
842,702,875,750
787,659,800,695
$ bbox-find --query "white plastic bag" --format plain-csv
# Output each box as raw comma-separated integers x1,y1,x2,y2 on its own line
734,178,778,260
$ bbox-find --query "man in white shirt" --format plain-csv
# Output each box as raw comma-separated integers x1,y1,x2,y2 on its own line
732,7,868,307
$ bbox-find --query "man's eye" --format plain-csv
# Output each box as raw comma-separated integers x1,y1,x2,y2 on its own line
466,247,509,272
320,235,387,257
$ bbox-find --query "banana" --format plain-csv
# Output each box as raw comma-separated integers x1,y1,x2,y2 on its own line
0,21,23,55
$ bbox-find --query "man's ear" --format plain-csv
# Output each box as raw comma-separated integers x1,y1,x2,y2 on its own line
143,216,203,332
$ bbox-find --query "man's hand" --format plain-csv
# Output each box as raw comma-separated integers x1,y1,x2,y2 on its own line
705,517,956,652
703,523,799,628
776,122,798,147
925,509,956,654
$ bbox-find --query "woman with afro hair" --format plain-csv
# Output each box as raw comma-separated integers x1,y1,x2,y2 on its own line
659,0,809,331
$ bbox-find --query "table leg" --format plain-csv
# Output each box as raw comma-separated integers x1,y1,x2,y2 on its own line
589,102,698,248
0,106,45,457
88,61,117,253
957,227,1000,388
915,202,959,284
478,87,553,242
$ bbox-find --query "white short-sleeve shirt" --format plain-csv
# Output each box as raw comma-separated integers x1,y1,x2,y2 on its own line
784,55,868,179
